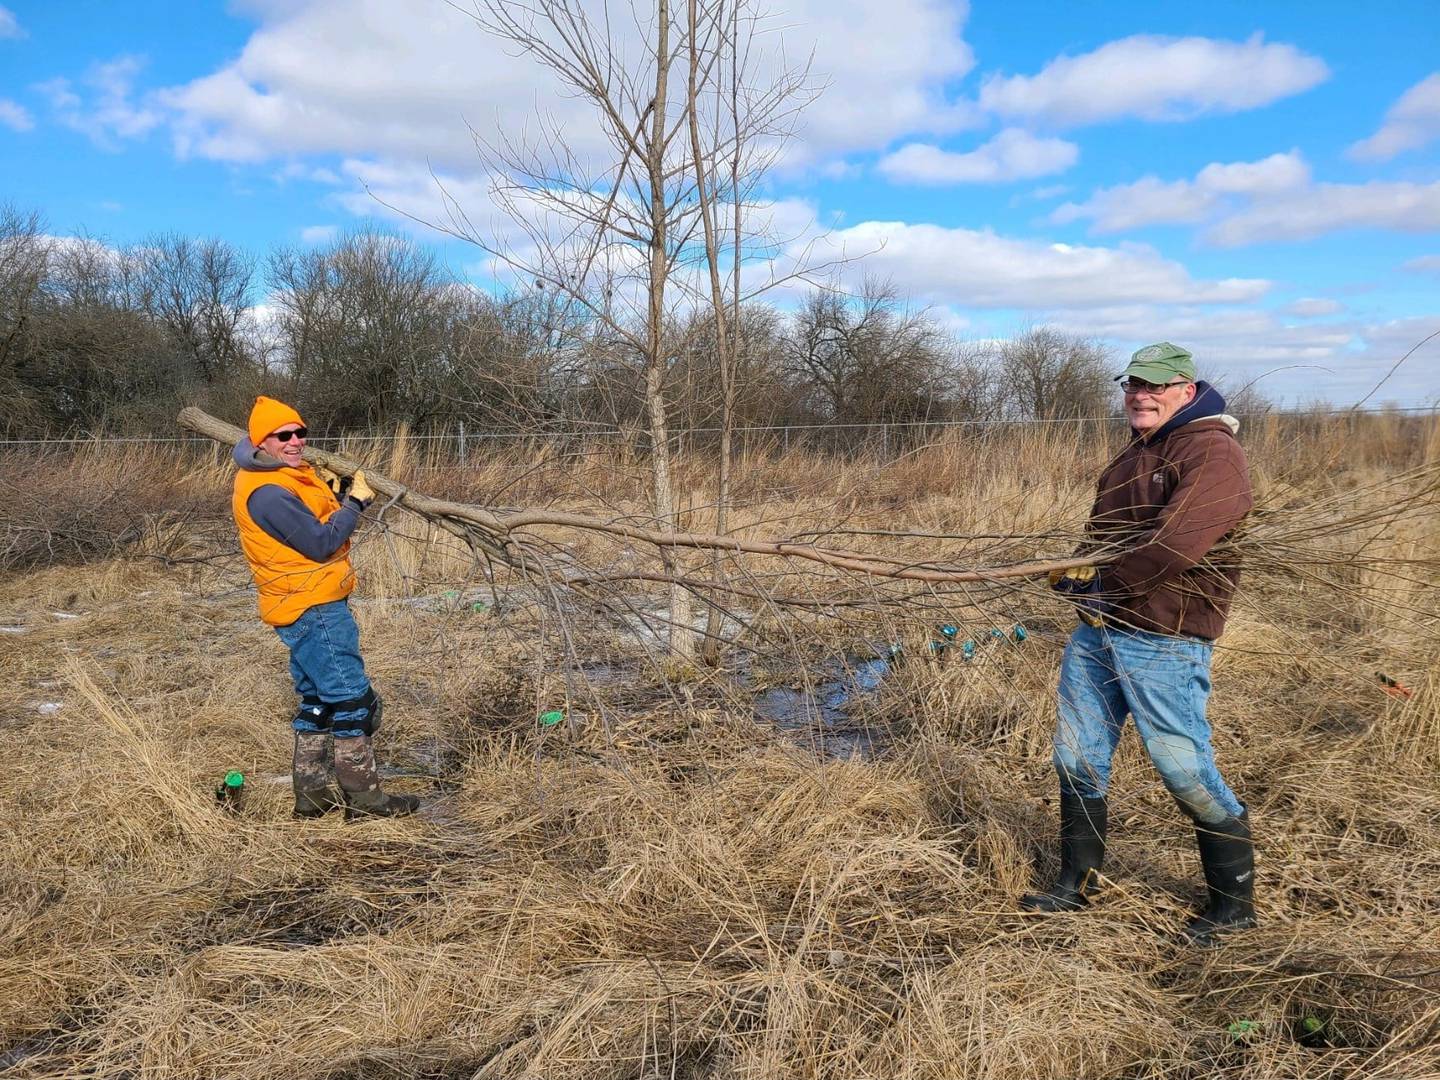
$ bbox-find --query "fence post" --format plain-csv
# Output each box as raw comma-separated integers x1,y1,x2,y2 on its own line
458,421,466,464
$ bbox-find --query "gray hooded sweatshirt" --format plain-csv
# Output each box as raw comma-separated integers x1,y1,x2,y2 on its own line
233,438,365,562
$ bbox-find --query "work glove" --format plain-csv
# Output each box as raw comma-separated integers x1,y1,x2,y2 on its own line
348,469,376,507
313,464,351,500
1048,565,1111,628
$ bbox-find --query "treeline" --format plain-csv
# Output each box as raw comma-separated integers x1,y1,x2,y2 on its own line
2,202,1132,440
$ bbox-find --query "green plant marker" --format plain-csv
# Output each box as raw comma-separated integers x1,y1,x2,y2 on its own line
471,601,488,613
539,710,564,727
1227,1019,1259,1040
215,769,245,809
1302,1016,1323,1034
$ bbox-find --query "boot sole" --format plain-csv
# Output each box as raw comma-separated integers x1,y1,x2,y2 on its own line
1180,917,1257,946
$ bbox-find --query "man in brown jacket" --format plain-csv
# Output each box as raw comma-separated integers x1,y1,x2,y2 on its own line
1020,342,1256,945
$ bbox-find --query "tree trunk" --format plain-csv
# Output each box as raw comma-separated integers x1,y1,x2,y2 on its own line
645,0,693,661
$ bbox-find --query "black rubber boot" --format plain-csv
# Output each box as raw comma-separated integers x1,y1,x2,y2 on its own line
333,734,420,821
1020,792,1107,912
1181,809,1256,945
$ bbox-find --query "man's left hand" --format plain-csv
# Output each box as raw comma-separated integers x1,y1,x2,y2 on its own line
313,464,351,500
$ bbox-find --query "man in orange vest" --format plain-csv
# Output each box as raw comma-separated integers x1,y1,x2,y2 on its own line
232,395,419,820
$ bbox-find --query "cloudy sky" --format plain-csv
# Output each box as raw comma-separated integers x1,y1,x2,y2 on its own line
2,0,1437,404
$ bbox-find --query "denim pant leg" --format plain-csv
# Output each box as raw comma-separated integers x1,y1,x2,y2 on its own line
274,600,372,734
1108,628,1244,824
1053,622,1130,799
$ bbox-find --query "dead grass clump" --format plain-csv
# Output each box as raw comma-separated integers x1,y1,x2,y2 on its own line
861,944,1188,1080
0,442,229,575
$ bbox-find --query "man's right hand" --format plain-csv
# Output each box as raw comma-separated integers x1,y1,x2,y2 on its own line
1049,565,1099,592
1049,565,1109,628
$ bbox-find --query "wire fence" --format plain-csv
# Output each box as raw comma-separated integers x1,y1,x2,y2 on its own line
3,405,1438,454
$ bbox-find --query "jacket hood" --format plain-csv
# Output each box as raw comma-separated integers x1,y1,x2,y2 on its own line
234,437,287,472
1144,380,1239,441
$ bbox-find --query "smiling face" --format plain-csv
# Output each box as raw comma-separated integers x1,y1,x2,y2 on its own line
260,424,306,468
1125,380,1197,435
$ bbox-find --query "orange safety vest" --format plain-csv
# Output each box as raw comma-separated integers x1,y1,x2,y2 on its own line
232,465,355,626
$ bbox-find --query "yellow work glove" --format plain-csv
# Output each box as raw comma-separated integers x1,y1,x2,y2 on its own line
1048,565,1108,628
349,469,376,505
1048,565,1099,589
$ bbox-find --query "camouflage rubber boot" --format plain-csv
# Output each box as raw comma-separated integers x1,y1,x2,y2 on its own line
292,730,343,818
333,734,420,821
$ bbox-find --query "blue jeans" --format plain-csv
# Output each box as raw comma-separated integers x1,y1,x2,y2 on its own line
273,599,374,735
1052,621,1244,825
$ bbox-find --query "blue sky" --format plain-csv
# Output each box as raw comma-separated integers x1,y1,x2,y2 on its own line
2,0,1438,403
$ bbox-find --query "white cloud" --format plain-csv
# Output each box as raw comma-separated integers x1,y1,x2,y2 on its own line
1194,152,1311,194
978,34,1328,127
35,56,162,149
1053,153,1440,247
1348,73,1440,161
341,156,825,294
1053,177,1212,232
0,98,33,132
1052,151,1308,233
275,162,342,185
159,0,978,170
336,158,497,237
1207,180,1440,246
877,128,1078,185
1039,306,1440,404
0,5,23,39
798,222,1269,309
300,225,339,244
1402,254,1440,275
1282,298,1344,317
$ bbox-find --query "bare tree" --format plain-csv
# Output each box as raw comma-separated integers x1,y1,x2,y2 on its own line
133,233,255,384
993,326,1113,421
454,0,813,660
0,205,52,434
785,279,954,428
268,230,462,431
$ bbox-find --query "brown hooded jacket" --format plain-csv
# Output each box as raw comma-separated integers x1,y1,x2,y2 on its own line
1088,382,1253,640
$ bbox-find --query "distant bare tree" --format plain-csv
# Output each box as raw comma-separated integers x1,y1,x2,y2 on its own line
133,233,254,384
0,205,52,434
785,279,954,427
27,236,180,431
268,230,460,431
993,327,1113,421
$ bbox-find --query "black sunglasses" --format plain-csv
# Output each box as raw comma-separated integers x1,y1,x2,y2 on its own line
273,427,308,443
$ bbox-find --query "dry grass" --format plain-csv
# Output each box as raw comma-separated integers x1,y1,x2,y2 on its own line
1,416,1438,1078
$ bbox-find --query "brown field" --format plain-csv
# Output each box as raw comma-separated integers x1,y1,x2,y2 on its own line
1,413,1438,1079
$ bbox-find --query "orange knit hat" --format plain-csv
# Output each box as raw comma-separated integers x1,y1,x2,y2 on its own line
247,396,305,446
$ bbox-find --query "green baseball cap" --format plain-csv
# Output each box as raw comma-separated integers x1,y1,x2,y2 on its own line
1116,341,1195,383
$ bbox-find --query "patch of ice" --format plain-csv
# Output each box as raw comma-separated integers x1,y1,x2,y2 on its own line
50,611,81,620
0,625,25,634
35,702,63,715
